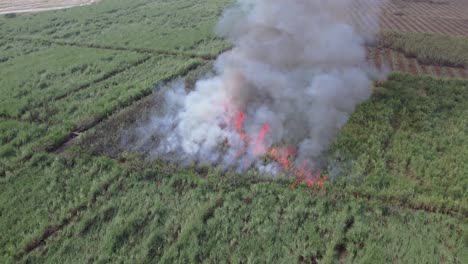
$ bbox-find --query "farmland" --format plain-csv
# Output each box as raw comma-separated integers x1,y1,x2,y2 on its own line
0,0,467,263
0,1,98,15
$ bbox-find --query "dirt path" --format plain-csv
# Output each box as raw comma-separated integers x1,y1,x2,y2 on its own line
0,0,98,15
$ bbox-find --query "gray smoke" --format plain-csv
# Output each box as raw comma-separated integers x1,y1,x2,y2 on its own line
134,0,387,174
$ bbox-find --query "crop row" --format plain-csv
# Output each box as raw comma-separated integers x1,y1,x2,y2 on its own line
367,47,468,78
0,0,232,56
0,43,146,118
5,154,465,263
330,73,468,206
0,41,204,169
349,0,468,36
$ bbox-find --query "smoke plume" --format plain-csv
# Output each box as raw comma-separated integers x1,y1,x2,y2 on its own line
134,0,386,177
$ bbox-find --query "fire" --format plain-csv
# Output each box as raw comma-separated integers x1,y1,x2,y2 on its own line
255,123,270,155
234,112,247,140
227,110,328,189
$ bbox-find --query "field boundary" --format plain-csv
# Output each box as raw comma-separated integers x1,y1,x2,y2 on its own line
0,0,99,15
11,36,220,61
367,47,468,78
52,56,151,101
340,190,468,220
14,204,88,260
0,115,43,125
14,165,122,261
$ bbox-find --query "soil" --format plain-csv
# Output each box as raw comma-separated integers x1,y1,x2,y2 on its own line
352,0,468,36
367,47,468,78
0,0,99,15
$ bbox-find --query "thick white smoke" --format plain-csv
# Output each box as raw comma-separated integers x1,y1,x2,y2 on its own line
135,0,386,174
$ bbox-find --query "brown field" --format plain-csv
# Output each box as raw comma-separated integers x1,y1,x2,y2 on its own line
352,0,468,78
352,0,468,36
380,0,468,36
0,0,97,14
367,47,468,78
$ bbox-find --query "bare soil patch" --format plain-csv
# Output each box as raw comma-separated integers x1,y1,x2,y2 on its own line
353,0,468,36
367,47,468,78
0,0,98,15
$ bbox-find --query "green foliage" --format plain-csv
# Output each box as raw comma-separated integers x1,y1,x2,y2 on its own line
0,0,232,56
0,43,202,164
0,44,145,118
0,0,467,263
0,153,122,262
329,73,468,210
7,156,465,264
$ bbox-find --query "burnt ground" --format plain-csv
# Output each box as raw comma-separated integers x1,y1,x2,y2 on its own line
76,62,214,159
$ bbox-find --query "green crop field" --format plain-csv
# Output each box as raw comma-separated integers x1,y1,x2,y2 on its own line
0,0,467,263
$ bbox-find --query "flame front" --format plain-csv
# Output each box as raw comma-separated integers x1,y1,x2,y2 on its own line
228,110,328,189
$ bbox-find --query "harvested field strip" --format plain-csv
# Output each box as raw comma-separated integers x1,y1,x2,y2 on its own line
381,2,468,20
376,31,468,68
349,0,468,36
378,14,468,36
0,0,98,15
367,47,468,78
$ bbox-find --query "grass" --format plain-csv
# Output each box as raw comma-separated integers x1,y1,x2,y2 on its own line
0,0,467,263
0,40,203,170
328,73,468,213
0,42,146,118
0,0,232,56
378,30,468,68
0,153,123,261
2,153,466,264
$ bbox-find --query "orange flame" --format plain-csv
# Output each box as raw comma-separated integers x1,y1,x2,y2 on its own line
226,110,328,189
234,112,247,140
254,123,270,155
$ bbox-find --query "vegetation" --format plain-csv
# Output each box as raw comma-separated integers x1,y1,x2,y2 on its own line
329,73,468,213
0,0,232,56
0,43,146,118
378,30,468,68
6,154,466,264
0,0,467,263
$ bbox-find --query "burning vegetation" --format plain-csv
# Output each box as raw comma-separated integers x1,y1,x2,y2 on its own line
134,0,386,186
228,110,327,188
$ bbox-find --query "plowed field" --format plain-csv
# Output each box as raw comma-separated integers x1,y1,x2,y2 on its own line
0,0,97,15
353,0,468,36
367,47,468,78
